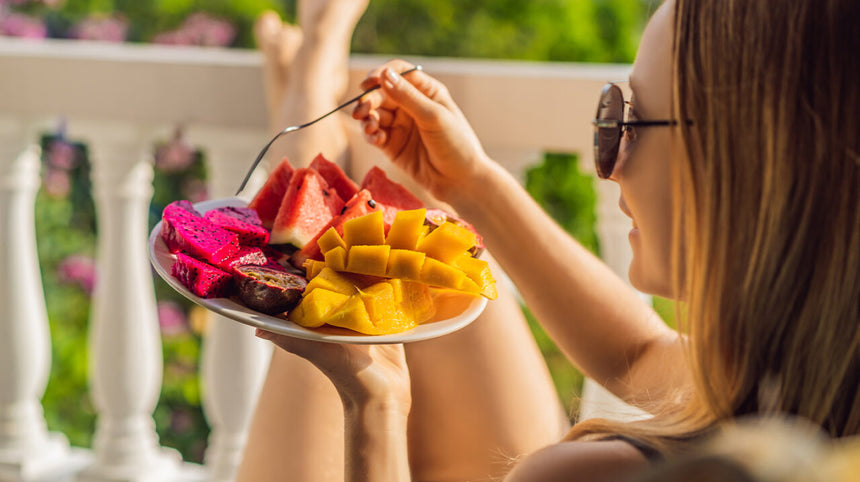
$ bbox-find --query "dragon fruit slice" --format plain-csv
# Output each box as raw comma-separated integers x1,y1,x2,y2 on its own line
233,265,307,314
161,201,240,264
212,246,267,273
171,252,233,298
204,206,270,247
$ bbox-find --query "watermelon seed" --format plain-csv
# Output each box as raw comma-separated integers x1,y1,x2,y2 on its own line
367,199,377,208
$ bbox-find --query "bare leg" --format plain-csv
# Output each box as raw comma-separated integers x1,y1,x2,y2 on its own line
237,4,366,481
241,4,568,481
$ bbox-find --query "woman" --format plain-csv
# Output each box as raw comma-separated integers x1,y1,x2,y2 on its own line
255,0,860,480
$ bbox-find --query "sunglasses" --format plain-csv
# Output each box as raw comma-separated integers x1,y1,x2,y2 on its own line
592,83,681,179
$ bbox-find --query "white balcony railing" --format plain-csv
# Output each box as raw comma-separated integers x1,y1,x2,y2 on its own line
0,38,639,481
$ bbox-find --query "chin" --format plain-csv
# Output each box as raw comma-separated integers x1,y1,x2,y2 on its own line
628,258,674,299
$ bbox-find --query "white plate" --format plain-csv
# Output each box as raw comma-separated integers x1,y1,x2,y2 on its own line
148,197,487,344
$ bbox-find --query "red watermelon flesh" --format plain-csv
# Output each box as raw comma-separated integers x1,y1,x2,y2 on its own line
248,157,295,229
270,168,345,248
310,153,359,201
291,189,380,267
360,166,424,226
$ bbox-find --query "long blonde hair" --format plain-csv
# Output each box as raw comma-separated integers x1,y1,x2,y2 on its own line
566,0,860,454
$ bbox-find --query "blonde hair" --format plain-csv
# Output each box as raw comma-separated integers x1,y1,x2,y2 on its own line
566,0,860,454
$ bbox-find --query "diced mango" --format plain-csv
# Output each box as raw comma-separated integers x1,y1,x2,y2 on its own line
343,210,385,247
346,244,391,277
416,222,477,263
304,267,356,296
324,246,347,271
290,289,350,328
452,255,497,300
317,227,347,254
359,281,405,324
386,249,426,280
325,295,376,334
385,208,427,250
303,259,326,280
419,257,467,290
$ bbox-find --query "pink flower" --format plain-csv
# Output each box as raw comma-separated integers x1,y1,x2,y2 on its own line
43,168,70,197
154,128,195,172
71,15,128,42
57,255,97,294
157,300,188,336
47,138,77,170
152,12,235,47
0,11,47,38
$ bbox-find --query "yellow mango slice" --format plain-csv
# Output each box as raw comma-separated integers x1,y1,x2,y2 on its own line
386,249,426,280
419,257,467,290
304,267,357,296
326,295,376,334
303,259,326,280
346,244,391,277
324,246,347,272
317,227,347,254
385,208,427,250
416,222,477,263
452,255,498,300
290,289,349,328
343,210,385,247
402,280,435,323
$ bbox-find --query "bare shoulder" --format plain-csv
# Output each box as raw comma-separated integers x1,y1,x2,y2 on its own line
505,440,651,482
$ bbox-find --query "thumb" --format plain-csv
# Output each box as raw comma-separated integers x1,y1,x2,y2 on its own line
379,67,447,127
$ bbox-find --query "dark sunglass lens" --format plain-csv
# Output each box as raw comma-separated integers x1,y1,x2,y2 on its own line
594,85,624,178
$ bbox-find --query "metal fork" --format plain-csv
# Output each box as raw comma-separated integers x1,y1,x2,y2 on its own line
235,65,423,195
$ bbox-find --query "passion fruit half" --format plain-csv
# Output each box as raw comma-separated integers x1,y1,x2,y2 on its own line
233,265,307,315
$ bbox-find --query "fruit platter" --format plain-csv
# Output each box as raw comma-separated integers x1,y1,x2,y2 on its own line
148,154,494,344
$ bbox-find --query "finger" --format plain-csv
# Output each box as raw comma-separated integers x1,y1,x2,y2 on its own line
360,59,416,90
378,67,447,127
362,111,379,135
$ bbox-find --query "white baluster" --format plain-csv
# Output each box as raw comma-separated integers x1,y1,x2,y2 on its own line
191,126,272,481
579,180,650,422
74,122,182,481
0,118,90,480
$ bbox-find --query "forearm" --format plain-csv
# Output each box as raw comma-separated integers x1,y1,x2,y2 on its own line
343,397,411,482
450,160,683,400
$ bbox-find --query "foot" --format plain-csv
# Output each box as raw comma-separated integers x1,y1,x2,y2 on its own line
254,11,303,129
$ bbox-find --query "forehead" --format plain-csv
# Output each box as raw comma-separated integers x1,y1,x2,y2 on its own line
629,0,674,111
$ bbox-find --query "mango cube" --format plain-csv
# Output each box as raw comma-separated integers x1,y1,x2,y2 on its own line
317,227,347,254
419,257,467,290
326,295,376,334
386,249,426,280
290,289,349,328
304,267,357,296
346,244,391,277
452,255,497,300
416,222,477,263
343,210,385,247
324,246,348,271
303,259,326,280
385,208,427,250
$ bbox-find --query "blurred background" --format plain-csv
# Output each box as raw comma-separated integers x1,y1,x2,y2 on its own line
1,0,663,464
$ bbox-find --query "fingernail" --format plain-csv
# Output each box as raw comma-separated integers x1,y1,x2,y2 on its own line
384,68,398,88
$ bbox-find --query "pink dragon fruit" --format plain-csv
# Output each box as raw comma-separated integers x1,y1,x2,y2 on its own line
161,201,239,264
204,206,270,247
212,246,267,273
171,252,233,298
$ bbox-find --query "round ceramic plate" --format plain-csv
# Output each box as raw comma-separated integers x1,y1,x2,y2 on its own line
148,198,487,344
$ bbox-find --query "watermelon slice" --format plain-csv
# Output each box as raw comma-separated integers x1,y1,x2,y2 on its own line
310,153,359,201
249,157,295,229
291,189,381,267
270,168,345,247
360,166,424,226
